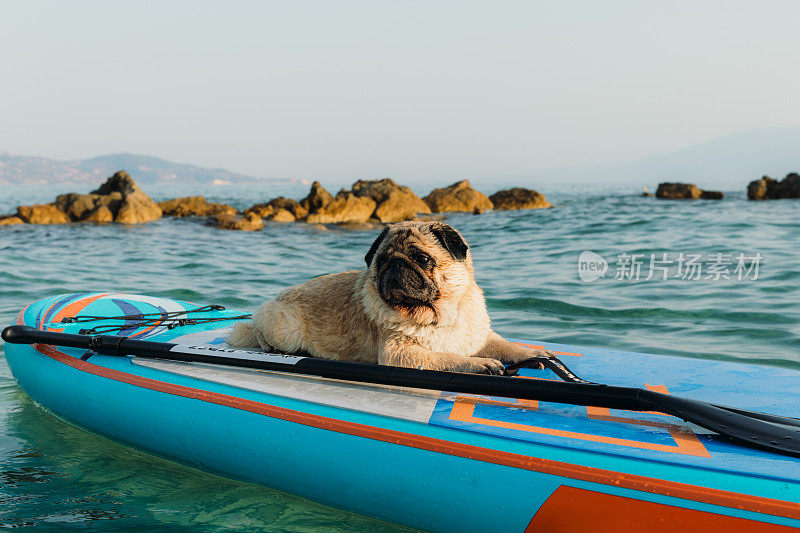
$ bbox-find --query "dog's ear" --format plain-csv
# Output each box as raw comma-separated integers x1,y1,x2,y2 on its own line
365,227,390,266
430,223,468,261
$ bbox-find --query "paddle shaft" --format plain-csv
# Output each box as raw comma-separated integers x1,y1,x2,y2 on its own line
4,325,800,457
2,325,643,409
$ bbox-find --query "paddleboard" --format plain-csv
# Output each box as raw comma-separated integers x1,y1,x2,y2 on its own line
4,292,799,532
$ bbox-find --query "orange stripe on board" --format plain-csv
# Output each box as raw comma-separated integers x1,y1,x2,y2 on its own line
48,293,114,332
131,320,163,339
515,342,583,357
37,300,60,330
33,344,800,521
450,397,710,457
526,486,796,532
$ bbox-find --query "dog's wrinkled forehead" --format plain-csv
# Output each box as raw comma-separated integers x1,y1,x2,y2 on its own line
365,222,469,266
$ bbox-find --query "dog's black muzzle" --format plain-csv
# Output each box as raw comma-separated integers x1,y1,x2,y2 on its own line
377,255,438,308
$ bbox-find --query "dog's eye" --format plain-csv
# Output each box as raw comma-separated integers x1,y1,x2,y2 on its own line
413,253,432,267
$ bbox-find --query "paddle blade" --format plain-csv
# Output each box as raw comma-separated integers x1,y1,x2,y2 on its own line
640,390,800,458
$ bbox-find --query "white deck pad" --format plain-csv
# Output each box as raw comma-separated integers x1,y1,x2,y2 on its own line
172,345,304,365
133,358,440,423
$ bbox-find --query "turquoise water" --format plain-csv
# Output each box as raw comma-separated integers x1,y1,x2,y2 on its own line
1,182,799,530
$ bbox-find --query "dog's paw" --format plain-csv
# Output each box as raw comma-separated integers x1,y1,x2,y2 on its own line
461,357,505,375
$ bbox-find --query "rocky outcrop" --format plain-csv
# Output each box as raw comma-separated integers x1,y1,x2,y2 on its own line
211,212,263,231
748,177,774,200
489,188,551,210
82,205,114,223
305,190,377,224
699,190,724,200
423,180,494,213
157,196,237,217
246,179,432,226
655,182,724,200
7,171,161,225
370,191,430,222
54,192,123,220
16,204,70,224
747,173,800,200
90,171,162,224
265,208,296,222
245,197,308,220
5,176,568,231
351,178,431,223
657,182,701,199
779,173,800,198
299,181,334,213
0,215,24,225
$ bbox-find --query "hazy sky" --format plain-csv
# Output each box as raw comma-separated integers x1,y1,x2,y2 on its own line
2,1,799,183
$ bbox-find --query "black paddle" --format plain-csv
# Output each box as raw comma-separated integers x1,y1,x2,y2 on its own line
3,324,800,458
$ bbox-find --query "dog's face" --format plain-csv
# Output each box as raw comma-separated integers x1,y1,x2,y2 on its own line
364,221,475,326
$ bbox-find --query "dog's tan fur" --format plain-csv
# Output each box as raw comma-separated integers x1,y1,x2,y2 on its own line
228,221,546,374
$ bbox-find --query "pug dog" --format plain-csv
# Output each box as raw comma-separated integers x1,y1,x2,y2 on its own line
227,221,551,374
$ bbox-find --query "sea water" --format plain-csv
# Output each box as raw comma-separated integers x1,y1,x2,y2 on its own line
1,182,798,530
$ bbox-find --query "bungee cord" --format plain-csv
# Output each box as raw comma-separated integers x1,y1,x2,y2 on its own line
58,304,251,335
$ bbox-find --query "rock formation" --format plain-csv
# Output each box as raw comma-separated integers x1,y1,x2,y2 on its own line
0,215,24,225
211,212,264,231
82,205,114,223
16,204,71,224
90,171,162,223
748,178,772,201
351,178,431,223
305,190,377,224
655,182,724,200
3,174,567,231
245,197,308,221
423,181,494,213
698,190,724,200
299,181,334,213
6,170,162,225
158,196,237,217
489,188,551,210
54,192,122,220
747,173,800,200
265,208,296,222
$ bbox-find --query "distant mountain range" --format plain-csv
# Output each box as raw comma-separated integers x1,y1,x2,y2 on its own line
544,126,800,188
2,126,798,188
0,152,267,186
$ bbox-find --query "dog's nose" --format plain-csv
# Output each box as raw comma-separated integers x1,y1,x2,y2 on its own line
379,256,434,304
383,258,404,290
388,258,424,289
